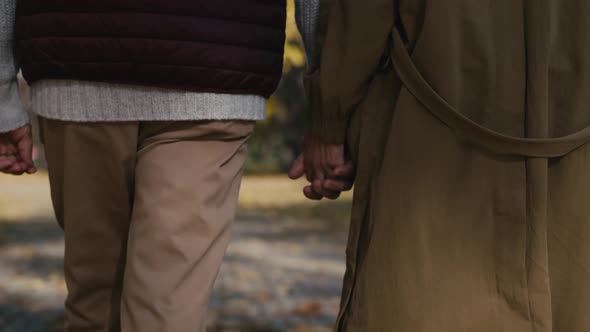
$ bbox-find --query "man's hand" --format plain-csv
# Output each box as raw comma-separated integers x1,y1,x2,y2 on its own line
289,136,355,200
0,124,37,175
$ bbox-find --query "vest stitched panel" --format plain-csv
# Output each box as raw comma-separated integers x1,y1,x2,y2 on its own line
15,0,287,98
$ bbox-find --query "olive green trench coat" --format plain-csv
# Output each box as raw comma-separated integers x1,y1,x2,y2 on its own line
307,0,590,331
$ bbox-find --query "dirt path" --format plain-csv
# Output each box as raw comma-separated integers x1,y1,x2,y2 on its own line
0,174,350,332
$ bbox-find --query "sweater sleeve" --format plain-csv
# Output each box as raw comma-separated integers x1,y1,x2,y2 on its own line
307,0,395,144
0,0,29,133
295,0,320,72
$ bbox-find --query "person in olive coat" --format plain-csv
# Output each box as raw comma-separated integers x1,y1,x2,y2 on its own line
293,0,590,331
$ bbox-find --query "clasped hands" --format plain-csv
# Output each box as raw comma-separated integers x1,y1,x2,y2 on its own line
289,136,355,200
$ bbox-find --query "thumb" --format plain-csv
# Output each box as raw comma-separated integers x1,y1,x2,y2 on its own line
288,154,306,180
334,160,356,178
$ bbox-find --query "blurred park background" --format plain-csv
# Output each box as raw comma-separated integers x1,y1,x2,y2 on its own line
0,1,353,332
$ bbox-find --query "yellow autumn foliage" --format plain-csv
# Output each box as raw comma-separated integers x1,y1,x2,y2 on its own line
266,0,307,121
283,0,306,72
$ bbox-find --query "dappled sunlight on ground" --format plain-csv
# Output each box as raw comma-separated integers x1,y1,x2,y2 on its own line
0,173,351,332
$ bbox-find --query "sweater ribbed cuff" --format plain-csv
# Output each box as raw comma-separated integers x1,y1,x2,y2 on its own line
0,108,29,133
303,70,348,144
0,81,30,133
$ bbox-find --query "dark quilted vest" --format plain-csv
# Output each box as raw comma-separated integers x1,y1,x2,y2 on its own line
15,0,287,98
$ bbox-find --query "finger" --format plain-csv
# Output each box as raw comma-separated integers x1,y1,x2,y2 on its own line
288,154,306,180
26,166,38,174
328,146,346,168
312,158,325,182
7,163,25,175
323,163,338,179
322,189,341,200
0,144,17,156
17,136,34,168
303,186,323,200
322,153,338,178
323,179,354,192
312,180,341,200
0,155,17,170
303,152,314,182
325,151,347,179
334,161,356,178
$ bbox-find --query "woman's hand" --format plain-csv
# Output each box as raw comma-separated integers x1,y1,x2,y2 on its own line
289,136,355,200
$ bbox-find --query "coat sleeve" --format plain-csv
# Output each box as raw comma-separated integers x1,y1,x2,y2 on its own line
306,0,395,144
0,0,29,133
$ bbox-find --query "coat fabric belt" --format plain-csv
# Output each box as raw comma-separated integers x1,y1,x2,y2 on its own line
390,29,590,158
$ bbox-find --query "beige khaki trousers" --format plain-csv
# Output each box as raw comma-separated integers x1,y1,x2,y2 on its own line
39,118,255,332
